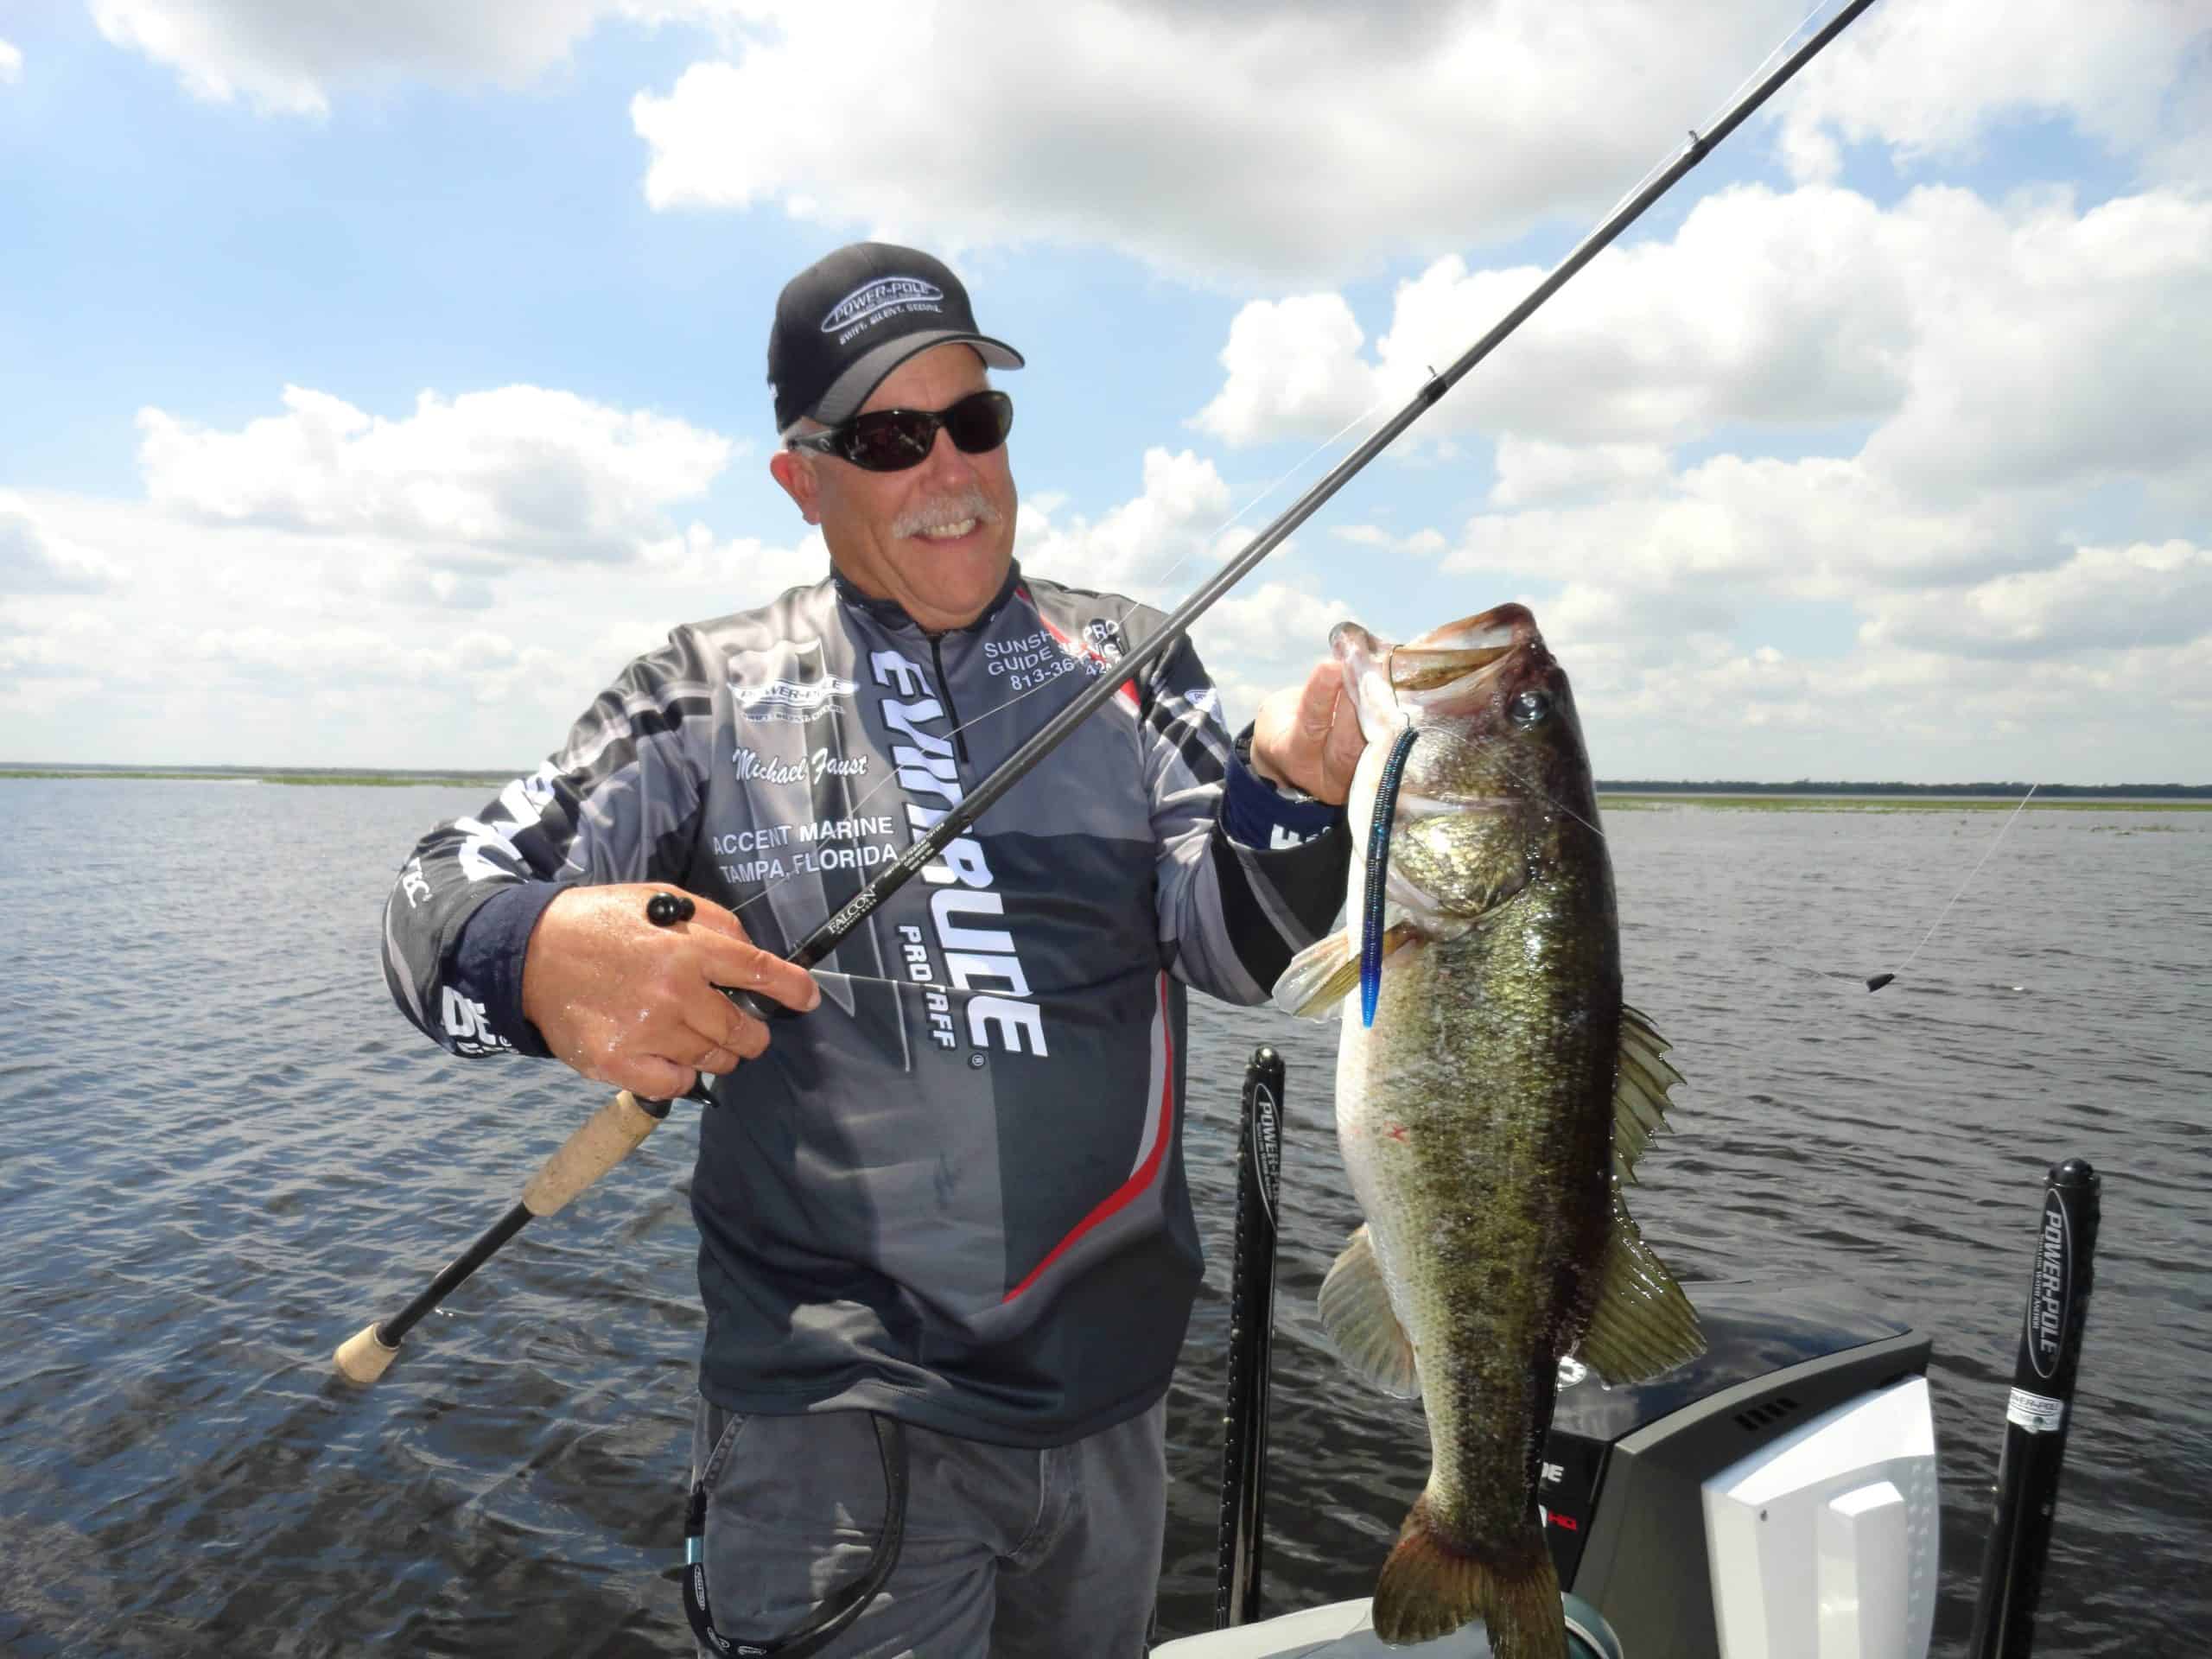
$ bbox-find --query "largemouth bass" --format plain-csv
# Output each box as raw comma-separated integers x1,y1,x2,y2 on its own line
1273,603,1704,1656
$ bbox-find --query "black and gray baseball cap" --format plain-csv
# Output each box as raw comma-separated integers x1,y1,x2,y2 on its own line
768,242,1024,431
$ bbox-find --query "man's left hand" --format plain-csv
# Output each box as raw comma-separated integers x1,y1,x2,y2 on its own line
1249,658,1363,806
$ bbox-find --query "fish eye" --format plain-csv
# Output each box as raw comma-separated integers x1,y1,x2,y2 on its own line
1509,689,1550,728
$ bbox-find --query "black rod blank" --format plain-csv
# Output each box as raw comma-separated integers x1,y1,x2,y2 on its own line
334,1086,675,1383
378,1202,536,1347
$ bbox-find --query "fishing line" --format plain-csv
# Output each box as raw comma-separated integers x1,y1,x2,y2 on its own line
1865,784,2037,992
1692,0,1841,150
1569,0,1843,290
1860,493,2174,995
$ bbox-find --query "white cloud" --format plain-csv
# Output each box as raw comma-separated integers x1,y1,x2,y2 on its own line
636,520,829,602
1777,0,2209,183
1461,573,2212,785
1158,563,2164,779
633,2,2208,283
0,38,22,84
1,498,121,594
1198,183,1916,446
1414,468,2212,783
1192,294,1380,449
1862,541,2212,658
1571,629,2212,785
1332,524,1446,557
1015,446,1235,601
1183,576,1354,731
1861,188,2212,501
1446,454,2040,597
87,0,722,114
1179,147,2210,786
137,385,735,564
90,1,2207,281
1198,184,2212,513
632,2,1808,283
0,372,808,768
1490,437,1671,509
0,485,830,768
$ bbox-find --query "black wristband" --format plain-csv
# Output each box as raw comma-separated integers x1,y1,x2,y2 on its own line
1231,723,1319,804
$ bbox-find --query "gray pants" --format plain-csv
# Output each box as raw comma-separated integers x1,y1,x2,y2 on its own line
688,1395,1167,1658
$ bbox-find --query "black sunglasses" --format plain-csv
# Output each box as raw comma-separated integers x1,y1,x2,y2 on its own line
788,390,1014,474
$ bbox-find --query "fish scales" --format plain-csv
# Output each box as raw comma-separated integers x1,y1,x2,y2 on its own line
1351,877,1618,1535
1276,603,1703,1656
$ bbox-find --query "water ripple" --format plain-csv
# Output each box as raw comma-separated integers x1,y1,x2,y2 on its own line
2,784,2206,1655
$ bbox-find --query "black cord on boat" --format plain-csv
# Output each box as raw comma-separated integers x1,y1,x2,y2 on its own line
683,1414,909,1657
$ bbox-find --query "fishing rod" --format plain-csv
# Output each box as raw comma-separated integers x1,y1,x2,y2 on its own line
334,0,1881,1382
334,1083,673,1382
718,0,1883,1022
335,894,698,1383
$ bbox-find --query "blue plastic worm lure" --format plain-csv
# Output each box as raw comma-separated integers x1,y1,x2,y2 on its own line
1360,724,1421,1028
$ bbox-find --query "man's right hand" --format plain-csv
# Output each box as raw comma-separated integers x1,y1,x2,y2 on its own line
519,884,821,1100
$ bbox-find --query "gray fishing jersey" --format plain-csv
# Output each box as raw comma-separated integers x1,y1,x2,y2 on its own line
381,563,1348,1446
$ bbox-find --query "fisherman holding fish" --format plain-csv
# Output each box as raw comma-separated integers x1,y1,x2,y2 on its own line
380,242,1367,1657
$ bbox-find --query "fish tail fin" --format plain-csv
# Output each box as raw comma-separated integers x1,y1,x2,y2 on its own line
1372,1499,1565,1656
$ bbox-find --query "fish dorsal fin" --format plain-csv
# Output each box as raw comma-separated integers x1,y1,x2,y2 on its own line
1575,1179,1707,1386
1271,923,1418,1020
1611,1003,1683,1184
1319,1224,1421,1400
1620,1003,1685,1086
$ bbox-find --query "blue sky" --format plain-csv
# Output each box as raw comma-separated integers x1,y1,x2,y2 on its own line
2,1,2207,783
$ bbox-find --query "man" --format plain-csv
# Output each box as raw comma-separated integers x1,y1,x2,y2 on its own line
381,242,1363,1656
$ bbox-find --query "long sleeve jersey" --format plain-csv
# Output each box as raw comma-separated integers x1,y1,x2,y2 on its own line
381,563,1348,1446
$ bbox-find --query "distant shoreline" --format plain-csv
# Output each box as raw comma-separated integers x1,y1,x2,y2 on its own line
1600,793,2209,812
3,765,2207,805
0,766,514,789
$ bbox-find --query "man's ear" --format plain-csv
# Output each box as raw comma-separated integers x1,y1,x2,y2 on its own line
769,449,821,525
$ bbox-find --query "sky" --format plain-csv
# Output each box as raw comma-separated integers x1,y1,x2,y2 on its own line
1,0,2207,785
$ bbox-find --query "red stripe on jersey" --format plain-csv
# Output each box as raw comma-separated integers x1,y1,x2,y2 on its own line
1002,974,1174,1303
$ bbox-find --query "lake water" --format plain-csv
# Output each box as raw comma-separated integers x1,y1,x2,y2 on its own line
1,780,2205,1656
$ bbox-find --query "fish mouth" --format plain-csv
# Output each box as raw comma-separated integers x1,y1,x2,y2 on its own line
1331,604,1548,741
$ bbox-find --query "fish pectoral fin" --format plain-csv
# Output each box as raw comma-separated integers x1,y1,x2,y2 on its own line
1318,1224,1421,1400
1271,924,1418,1019
1612,1003,1685,1184
1273,931,1358,1018
1575,1179,1707,1386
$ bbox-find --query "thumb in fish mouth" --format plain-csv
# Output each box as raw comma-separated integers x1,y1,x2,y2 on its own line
1248,658,1364,804
1329,607,1549,741
1329,621,1408,744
